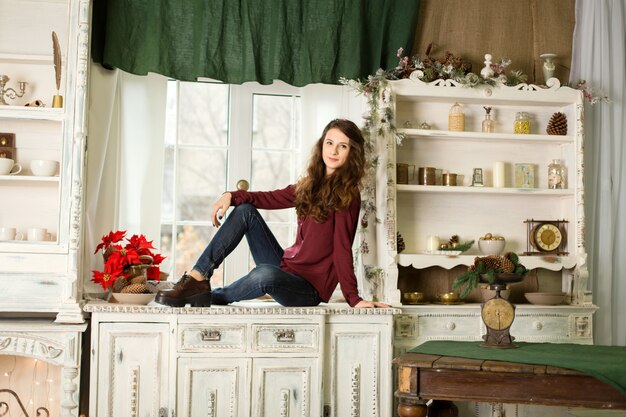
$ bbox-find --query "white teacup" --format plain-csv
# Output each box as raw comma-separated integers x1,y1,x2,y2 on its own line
0,157,22,175
30,159,59,177
0,227,24,241
27,227,52,242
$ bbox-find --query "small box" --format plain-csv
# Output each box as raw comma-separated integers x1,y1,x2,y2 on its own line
0,133,15,148
515,163,536,188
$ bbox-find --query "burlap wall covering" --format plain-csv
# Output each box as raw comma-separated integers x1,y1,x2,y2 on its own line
411,0,575,84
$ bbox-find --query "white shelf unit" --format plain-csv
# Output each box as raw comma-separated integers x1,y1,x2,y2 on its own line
377,77,592,313
0,0,91,323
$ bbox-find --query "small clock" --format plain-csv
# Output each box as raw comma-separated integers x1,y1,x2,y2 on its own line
525,219,568,255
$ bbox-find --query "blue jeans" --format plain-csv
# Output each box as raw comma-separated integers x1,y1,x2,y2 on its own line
192,204,321,307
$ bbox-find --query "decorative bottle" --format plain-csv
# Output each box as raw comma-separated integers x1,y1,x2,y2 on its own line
482,106,494,133
514,112,531,134
548,159,566,189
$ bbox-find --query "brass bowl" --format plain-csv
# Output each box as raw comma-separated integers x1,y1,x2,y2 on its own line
437,292,460,304
403,292,425,304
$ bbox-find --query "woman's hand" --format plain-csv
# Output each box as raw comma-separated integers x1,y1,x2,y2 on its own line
211,192,232,227
354,300,390,308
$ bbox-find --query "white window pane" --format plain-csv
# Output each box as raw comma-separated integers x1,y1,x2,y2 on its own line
177,148,227,221
178,82,229,146
161,147,174,221
252,94,299,149
252,151,292,223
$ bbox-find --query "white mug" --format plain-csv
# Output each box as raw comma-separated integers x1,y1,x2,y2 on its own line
27,227,52,242
0,157,22,175
0,227,24,241
30,159,60,177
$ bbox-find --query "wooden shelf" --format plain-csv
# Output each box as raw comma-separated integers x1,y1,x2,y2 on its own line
0,105,65,121
396,184,574,196
399,128,574,144
397,253,578,271
0,175,60,183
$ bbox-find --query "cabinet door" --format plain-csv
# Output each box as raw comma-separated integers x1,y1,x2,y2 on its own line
177,357,251,417
251,357,320,417
97,323,169,417
327,324,392,417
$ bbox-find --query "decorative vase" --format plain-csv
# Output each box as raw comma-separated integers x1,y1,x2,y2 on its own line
540,53,557,84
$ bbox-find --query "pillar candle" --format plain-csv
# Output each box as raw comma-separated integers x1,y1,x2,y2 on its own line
426,235,440,251
493,162,506,188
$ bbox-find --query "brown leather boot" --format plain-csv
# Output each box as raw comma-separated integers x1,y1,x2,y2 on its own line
155,273,212,307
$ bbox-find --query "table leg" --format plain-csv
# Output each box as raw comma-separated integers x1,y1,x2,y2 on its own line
397,399,428,417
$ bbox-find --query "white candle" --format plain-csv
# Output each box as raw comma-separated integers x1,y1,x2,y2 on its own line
493,162,506,188
426,235,440,251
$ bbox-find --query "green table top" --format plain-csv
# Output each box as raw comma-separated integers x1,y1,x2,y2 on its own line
409,341,626,397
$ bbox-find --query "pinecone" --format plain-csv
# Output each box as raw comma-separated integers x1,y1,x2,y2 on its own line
477,255,515,273
112,278,128,293
120,283,148,294
546,112,567,135
449,235,460,248
130,274,147,285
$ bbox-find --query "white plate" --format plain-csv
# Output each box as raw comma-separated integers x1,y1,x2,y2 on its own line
111,293,156,305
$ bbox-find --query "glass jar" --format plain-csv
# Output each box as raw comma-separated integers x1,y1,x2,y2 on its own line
514,112,531,134
548,159,566,189
448,102,465,131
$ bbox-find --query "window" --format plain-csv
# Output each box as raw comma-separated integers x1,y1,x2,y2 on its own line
159,80,301,288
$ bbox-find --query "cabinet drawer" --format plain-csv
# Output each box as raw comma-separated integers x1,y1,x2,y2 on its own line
417,315,481,340
512,315,570,340
252,324,320,353
178,324,246,352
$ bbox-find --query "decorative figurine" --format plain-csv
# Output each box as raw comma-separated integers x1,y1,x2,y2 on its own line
52,31,63,108
480,53,495,79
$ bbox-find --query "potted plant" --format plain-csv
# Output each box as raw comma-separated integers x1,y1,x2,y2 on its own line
92,230,166,297
452,252,528,299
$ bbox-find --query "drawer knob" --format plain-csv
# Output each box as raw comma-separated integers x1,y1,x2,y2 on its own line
446,321,456,331
201,329,222,341
274,330,295,342
533,321,543,331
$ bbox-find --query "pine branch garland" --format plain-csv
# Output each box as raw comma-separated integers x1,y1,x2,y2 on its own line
52,31,62,93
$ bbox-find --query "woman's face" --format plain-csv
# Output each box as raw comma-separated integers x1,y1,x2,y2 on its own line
322,128,351,175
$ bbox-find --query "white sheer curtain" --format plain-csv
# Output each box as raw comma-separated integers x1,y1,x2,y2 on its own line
83,65,167,297
571,0,626,346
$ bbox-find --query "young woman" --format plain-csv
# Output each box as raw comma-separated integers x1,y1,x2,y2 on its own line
155,119,389,309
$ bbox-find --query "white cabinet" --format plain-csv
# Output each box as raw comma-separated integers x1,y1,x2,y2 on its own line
85,303,399,417
91,322,171,417
325,313,395,417
0,0,91,323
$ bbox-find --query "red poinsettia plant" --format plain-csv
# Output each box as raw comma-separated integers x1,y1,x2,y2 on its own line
92,230,165,290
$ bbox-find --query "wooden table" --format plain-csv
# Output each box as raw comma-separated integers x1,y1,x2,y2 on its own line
394,352,626,417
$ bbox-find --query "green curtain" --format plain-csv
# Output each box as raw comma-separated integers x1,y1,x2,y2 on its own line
91,0,419,86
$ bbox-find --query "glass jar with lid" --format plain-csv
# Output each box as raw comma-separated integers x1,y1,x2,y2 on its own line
548,159,567,189
514,112,531,134
448,102,465,131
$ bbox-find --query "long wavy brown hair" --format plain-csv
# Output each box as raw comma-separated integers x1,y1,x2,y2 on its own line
295,119,366,222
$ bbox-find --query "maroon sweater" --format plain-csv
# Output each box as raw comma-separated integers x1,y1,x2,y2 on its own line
230,185,362,307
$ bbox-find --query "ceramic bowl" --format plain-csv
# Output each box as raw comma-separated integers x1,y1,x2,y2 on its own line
524,292,566,305
30,159,59,176
403,292,425,304
478,238,506,255
111,293,156,305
